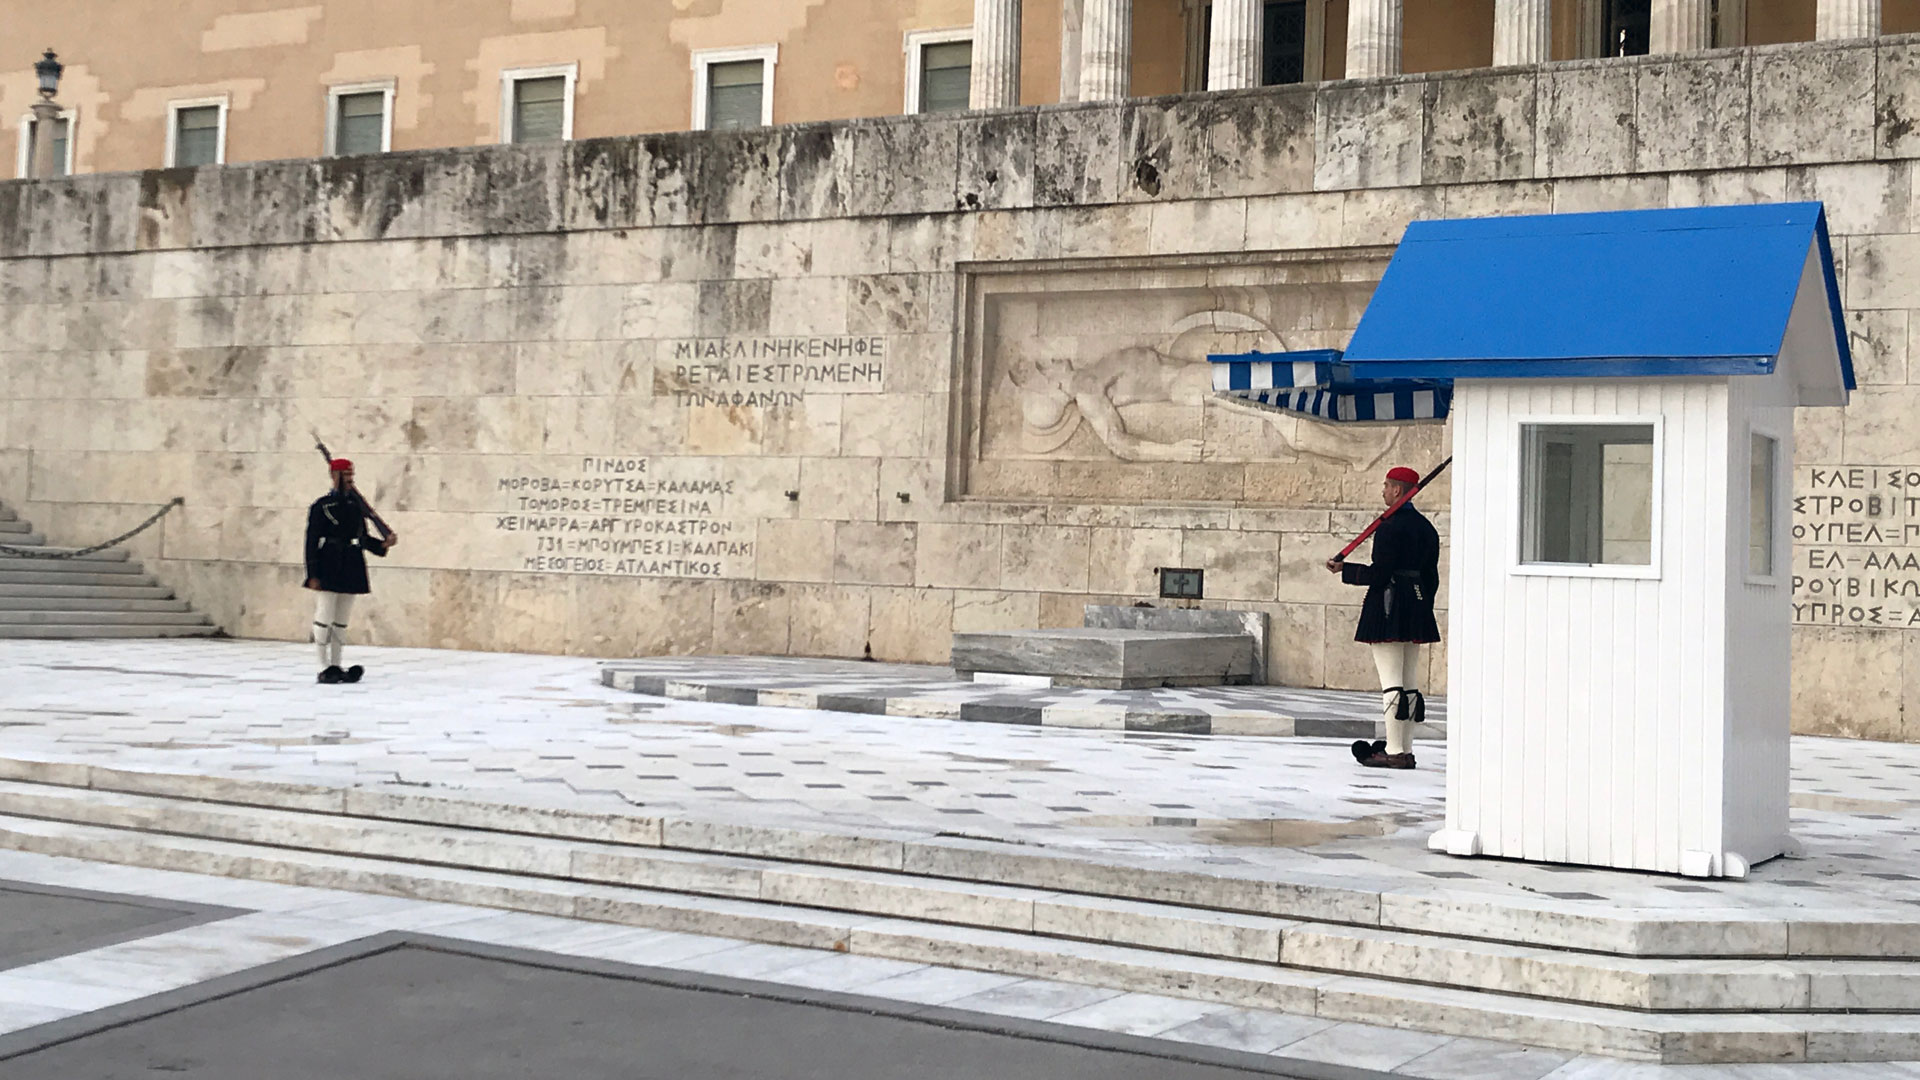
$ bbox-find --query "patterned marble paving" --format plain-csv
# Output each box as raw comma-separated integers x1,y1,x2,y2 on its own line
599,655,1447,739
4,639,1920,927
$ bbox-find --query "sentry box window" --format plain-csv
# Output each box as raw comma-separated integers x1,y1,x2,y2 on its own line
1520,422,1657,570
1158,567,1204,599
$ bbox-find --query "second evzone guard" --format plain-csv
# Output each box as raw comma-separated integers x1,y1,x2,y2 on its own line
304,458,397,684
1327,465,1442,770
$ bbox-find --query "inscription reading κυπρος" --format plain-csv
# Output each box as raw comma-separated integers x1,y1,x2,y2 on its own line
1792,466,1920,628
493,457,753,578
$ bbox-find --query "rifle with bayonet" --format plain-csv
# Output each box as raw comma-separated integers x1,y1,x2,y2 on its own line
312,431,396,542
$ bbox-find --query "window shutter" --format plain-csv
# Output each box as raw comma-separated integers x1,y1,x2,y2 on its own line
513,76,567,143
918,41,972,113
706,60,764,130
174,106,221,167
26,117,71,176
334,91,386,156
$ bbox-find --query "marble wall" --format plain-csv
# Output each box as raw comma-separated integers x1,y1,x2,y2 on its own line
5,37,1920,736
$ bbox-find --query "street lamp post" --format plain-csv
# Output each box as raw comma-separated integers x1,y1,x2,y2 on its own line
29,49,63,180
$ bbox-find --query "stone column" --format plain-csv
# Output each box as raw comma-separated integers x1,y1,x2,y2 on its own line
1059,0,1083,102
1816,0,1881,39
1207,0,1263,90
1345,0,1404,79
970,0,1023,109
1649,0,1713,53
1077,0,1132,101
1493,0,1553,65
28,99,60,180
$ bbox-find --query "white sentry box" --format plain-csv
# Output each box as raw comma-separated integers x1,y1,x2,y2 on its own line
1341,203,1853,878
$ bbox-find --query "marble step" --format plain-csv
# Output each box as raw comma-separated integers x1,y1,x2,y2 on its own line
0,596,191,612
0,552,140,573
0,623,219,639
0,570,165,588
0,778,1916,1017
7,755,1905,964
0,609,210,625
0,583,179,600
1,810,1917,1064
0,535,49,547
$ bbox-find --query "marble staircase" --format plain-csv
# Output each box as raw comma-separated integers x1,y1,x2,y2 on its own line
0,502,216,639
1,758,1918,1064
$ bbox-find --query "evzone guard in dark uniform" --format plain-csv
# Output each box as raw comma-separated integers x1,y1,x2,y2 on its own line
305,459,397,684
1326,465,1441,770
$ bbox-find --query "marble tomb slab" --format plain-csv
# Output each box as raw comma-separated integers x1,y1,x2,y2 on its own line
950,628,1255,689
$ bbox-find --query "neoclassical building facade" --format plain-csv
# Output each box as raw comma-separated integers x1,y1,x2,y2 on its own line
4,0,1918,176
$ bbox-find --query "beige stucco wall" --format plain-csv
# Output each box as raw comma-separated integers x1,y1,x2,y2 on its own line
7,0,1903,179
6,37,1920,738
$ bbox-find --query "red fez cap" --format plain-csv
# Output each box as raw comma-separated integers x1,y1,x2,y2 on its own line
329,458,354,472
1386,466,1420,485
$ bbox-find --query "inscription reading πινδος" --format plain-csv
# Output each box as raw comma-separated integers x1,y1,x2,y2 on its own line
492,457,753,578
1792,466,1920,628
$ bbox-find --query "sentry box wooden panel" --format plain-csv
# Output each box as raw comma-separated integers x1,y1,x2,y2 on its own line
1340,203,1854,877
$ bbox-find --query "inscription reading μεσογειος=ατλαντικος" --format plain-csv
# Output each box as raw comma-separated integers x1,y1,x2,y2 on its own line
491,457,753,578
661,337,886,406
1792,466,1920,628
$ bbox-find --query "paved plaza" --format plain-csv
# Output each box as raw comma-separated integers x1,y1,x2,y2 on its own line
6,639,1917,920
6,639,1920,1076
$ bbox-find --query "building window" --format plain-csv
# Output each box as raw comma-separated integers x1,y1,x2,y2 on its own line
1749,432,1777,579
326,83,394,156
1605,0,1652,56
500,64,577,144
692,46,777,131
16,111,74,177
1262,0,1309,85
906,30,973,114
1519,422,1658,571
1186,0,1323,91
167,100,227,167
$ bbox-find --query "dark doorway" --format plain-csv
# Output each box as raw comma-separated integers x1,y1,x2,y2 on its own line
1605,0,1652,56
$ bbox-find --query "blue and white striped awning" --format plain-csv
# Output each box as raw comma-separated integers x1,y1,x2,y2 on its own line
1209,349,1451,424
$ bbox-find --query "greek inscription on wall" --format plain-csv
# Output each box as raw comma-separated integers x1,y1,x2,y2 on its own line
657,337,887,407
1792,466,1920,628
494,457,753,579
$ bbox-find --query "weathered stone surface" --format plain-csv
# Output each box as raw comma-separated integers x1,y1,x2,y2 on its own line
850,117,962,218
778,123,855,220
1119,97,1211,202
693,127,781,225
1751,42,1877,166
1315,79,1425,190
1536,61,1635,178
1206,88,1315,197
952,627,1256,687
1633,53,1750,173
1034,104,1127,206
563,137,641,232
1878,38,1920,160
1424,71,1536,184
955,111,1037,212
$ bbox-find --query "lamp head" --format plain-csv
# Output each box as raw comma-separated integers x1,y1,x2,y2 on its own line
34,49,62,100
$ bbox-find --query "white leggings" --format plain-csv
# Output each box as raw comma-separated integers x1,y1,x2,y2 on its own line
312,591,357,669
1369,642,1424,755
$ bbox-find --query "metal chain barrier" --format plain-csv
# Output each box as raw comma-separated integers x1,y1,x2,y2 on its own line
0,497,185,560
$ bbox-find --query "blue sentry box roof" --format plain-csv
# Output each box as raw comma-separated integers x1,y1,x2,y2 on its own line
1341,202,1853,391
